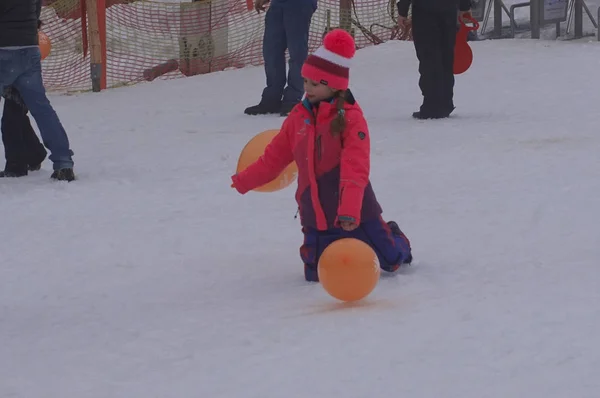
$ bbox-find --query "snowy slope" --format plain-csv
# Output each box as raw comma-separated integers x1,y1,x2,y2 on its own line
1,38,600,398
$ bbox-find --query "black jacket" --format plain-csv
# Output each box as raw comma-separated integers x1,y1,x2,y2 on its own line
0,0,42,47
397,0,471,17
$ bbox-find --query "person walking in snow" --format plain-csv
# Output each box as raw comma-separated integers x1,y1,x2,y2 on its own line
232,29,413,282
0,0,75,181
397,0,471,119
244,0,317,117
0,86,47,177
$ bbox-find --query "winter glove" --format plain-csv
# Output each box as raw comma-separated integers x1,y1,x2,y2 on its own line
338,215,358,231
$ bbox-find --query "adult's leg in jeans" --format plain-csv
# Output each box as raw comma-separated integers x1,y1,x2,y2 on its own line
439,10,458,113
12,48,74,170
0,49,21,92
411,8,445,116
261,4,288,106
282,0,314,106
1,98,28,172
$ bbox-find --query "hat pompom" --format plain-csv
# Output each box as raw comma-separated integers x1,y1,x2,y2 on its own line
323,29,356,59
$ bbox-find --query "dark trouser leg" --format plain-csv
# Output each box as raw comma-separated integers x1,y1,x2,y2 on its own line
1,98,29,173
411,7,446,117
8,89,47,169
282,0,315,106
21,109,47,170
358,217,412,271
439,10,458,114
300,227,342,282
261,4,287,106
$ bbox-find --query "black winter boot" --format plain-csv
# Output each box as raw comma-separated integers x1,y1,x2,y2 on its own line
244,100,281,115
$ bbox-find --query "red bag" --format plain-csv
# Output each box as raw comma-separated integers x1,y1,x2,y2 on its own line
454,14,479,75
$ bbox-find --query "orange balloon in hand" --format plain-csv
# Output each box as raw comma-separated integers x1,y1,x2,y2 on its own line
39,31,52,60
236,129,298,193
318,238,380,302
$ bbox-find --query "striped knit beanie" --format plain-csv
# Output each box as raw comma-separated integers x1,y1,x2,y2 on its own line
301,29,356,91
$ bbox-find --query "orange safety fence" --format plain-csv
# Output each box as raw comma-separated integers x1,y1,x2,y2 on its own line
40,0,410,93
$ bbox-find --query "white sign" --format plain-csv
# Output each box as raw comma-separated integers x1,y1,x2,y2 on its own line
543,0,568,21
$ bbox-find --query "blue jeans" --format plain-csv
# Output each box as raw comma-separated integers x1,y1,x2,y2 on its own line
261,0,315,106
300,216,413,282
0,48,74,170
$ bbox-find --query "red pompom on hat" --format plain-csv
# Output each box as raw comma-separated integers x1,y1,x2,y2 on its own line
301,29,356,90
323,28,356,59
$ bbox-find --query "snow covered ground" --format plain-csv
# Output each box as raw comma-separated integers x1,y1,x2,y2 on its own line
1,38,600,397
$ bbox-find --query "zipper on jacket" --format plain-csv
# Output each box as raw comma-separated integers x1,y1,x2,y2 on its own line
315,134,322,161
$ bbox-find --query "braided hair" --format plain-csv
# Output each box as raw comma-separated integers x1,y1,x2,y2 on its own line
329,90,347,136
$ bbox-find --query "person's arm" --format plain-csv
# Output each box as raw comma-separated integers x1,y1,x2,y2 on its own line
336,113,370,229
231,121,295,194
254,0,270,13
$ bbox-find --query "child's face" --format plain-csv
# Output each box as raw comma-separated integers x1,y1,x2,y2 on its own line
303,78,336,103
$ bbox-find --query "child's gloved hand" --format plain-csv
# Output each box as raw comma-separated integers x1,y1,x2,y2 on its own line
340,221,358,231
230,174,247,194
338,216,358,231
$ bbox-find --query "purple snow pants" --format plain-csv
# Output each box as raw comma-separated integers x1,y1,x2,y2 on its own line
300,216,412,282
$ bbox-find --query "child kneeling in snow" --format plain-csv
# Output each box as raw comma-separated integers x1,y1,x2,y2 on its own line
231,29,413,282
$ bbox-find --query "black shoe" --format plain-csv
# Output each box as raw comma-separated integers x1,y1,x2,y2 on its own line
27,145,47,171
50,168,76,182
28,163,42,171
244,101,281,116
412,111,450,120
280,102,298,117
0,162,28,178
0,169,28,178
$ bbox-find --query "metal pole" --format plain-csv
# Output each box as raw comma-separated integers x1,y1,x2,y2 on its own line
494,0,502,37
574,0,583,38
339,0,352,34
531,0,541,38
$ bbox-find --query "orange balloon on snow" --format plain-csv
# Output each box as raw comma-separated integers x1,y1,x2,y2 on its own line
318,238,380,302
236,129,298,193
39,31,52,60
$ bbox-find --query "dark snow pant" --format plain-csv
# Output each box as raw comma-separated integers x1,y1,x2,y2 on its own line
300,216,412,282
411,6,458,117
1,95,47,171
261,0,315,108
